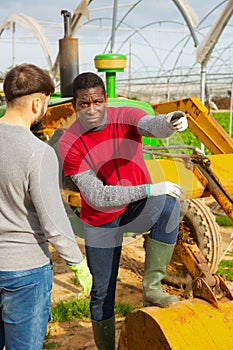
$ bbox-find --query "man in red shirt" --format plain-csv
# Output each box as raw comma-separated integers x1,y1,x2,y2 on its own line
58,72,188,349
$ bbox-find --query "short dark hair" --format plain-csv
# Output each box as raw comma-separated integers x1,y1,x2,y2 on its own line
72,72,106,98
3,63,55,102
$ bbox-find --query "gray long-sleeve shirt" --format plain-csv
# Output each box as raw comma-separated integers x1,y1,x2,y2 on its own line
0,123,83,271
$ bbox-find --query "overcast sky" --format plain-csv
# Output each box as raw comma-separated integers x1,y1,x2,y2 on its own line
0,0,231,79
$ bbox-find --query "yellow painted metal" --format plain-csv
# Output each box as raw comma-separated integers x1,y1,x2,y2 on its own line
118,300,233,350
208,154,233,194
145,158,206,199
94,53,127,71
94,58,127,70
61,190,82,208
145,153,233,198
152,97,233,154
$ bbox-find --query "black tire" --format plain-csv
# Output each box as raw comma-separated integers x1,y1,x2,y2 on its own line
165,198,222,286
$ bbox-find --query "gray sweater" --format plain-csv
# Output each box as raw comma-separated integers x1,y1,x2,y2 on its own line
0,123,83,271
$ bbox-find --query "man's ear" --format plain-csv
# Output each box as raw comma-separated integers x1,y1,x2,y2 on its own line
31,97,41,114
105,93,108,103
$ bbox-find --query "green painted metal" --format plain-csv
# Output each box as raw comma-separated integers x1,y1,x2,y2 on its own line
95,53,126,60
106,72,117,98
94,53,127,98
0,105,5,118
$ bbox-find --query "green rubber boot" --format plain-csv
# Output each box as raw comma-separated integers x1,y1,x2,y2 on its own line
142,237,179,308
92,316,115,350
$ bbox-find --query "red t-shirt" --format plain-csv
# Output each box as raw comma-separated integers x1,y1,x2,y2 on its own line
58,106,152,225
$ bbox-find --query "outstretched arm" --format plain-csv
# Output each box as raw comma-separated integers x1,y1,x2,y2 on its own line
137,111,187,138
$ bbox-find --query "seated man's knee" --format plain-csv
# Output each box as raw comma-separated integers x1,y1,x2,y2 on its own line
163,195,180,217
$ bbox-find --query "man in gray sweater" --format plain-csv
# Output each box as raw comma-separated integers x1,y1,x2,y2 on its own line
0,64,92,350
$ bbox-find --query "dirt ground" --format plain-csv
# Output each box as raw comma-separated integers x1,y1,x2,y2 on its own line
43,226,233,350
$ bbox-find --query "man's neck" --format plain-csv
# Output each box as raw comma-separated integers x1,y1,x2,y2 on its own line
0,113,30,129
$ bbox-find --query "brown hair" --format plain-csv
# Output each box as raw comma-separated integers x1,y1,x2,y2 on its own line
3,63,55,102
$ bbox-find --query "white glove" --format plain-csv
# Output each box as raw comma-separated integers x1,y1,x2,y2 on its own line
147,181,183,199
166,111,188,132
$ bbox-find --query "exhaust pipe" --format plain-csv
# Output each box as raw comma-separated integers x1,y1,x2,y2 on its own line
59,10,79,97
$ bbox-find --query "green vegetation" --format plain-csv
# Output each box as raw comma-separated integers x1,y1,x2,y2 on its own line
227,250,233,257
217,259,233,281
114,300,136,317
156,128,199,148
43,341,60,349
51,298,136,323
216,215,233,227
216,204,233,281
43,331,60,349
51,298,90,322
212,111,232,136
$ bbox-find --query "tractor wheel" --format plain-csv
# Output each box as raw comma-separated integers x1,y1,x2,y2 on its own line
165,198,222,287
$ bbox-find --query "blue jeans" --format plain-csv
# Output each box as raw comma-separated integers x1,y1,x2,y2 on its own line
0,262,53,350
84,195,180,321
